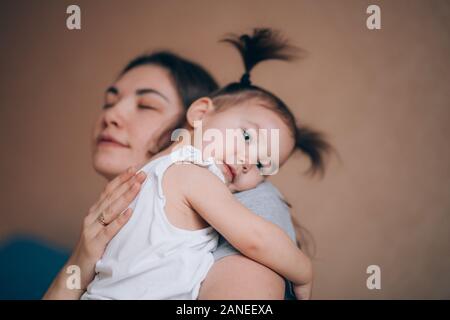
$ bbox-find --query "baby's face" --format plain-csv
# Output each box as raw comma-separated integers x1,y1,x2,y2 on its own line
198,100,294,193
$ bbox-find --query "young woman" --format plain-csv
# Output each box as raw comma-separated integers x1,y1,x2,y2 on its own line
44,49,299,300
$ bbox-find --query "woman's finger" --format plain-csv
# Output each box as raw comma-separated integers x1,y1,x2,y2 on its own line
106,178,143,222
99,166,137,203
98,178,142,227
96,171,146,222
88,171,146,235
105,171,146,211
95,208,133,245
85,167,138,224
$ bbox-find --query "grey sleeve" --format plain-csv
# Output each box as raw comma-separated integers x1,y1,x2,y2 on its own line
212,181,297,261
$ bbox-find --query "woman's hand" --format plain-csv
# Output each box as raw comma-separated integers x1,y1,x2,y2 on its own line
293,280,313,300
43,167,146,299
71,167,147,288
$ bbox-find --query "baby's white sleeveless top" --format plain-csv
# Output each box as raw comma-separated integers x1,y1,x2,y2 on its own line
81,145,225,300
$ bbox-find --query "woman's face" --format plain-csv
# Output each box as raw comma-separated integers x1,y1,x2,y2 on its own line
92,65,184,180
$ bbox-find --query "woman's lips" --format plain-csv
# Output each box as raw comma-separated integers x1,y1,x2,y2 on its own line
98,140,127,148
97,135,129,148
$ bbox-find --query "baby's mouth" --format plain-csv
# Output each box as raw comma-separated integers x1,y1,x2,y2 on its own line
223,163,236,182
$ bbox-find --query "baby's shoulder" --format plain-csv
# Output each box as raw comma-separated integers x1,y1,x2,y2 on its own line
164,162,226,194
165,161,219,181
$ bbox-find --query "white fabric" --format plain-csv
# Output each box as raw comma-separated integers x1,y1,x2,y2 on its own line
81,145,225,300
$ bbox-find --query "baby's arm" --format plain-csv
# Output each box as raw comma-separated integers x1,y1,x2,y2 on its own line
175,163,312,286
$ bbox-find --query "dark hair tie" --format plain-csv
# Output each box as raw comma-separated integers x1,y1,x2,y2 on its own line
240,72,251,86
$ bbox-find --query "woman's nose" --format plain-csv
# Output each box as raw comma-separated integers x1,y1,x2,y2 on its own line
103,110,121,128
102,99,131,129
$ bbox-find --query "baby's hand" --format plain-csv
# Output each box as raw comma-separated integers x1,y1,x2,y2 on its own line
293,281,313,300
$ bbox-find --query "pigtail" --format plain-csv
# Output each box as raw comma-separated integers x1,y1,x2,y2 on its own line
296,125,332,177
221,28,303,86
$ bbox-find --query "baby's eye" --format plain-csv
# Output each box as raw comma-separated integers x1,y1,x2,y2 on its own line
242,129,251,142
256,161,263,170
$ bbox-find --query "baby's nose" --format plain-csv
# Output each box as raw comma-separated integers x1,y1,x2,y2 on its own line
241,163,253,174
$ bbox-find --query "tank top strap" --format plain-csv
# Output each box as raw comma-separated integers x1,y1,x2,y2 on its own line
152,145,226,199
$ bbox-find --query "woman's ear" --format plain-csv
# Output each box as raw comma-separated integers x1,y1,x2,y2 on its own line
186,97,215,128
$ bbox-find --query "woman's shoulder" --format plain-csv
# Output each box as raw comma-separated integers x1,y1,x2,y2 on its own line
235,181,285,203
234,182,296,242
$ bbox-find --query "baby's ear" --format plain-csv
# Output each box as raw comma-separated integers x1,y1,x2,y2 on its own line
186,97,215,127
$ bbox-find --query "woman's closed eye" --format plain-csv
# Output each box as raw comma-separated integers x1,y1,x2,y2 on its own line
102,101,115,109
138,104,156,110
103,89,118,109
138,98,160,110
101,102,157,110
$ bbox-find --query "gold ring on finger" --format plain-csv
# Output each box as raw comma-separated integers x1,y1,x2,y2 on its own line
97,211,108,227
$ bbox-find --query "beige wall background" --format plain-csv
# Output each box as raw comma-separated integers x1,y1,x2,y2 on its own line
0,0,449,299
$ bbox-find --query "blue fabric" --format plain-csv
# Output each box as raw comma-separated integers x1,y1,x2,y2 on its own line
0,235,297,300
0,235,70,300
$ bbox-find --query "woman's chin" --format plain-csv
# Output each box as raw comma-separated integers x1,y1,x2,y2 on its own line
93,155,130,180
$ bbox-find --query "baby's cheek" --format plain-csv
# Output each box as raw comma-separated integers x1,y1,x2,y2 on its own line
233,172,265,192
